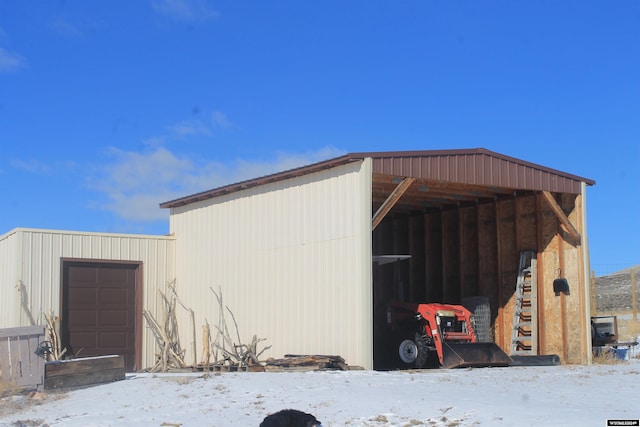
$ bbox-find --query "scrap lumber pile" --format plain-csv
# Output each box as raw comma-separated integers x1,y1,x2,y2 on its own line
263,354,352,372
145,284,358,373
143,288,188,372
200,288,271,372
201,333,268,372
43,311,66,361
16,281,67,361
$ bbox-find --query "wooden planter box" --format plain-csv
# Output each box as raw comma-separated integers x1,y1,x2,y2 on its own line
44,355,125,390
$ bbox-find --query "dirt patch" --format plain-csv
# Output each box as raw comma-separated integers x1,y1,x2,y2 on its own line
0,390,67,418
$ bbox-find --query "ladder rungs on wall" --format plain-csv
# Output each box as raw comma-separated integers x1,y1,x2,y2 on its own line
510,250,537,356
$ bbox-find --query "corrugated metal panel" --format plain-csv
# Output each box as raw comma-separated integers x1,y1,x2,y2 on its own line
366,150,593,194
161,149,594,208
0,230,23,329
0,228,175,370
171,160,373,369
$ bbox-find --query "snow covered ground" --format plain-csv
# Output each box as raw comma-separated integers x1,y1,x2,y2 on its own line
1,361,639,427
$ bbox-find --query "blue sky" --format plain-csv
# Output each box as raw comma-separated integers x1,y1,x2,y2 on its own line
0,1,638,275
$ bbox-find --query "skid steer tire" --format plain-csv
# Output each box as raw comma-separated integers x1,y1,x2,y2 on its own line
396,331,432,369
414,333,430,368
397,336,419,368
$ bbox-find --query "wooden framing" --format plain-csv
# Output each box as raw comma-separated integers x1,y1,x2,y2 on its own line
372,190,589,366
372,177,415,230
541,191,581,244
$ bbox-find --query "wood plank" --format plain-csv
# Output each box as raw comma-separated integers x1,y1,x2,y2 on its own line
44,368,125,390
0,325,46,339
45,355,124,377
372,177,415,230
264,365,321,372
281,354,345,362
541,191,581,244
0,326,46,389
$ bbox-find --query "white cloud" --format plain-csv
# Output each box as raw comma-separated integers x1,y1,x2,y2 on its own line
151,0,218,23
169,119,214,138
212,110,232,129
0,47,26,72
11,158,79,174
47,14,104,38
142,136,166,147
10,158,53,174
88,146,345,222
48,18,83,37
165,109,232,139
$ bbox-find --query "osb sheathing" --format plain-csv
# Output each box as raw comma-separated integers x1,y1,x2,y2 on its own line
538,193,587,364
460,206,479,298
496,193,586,363
496,198,517,350
477,202,499,341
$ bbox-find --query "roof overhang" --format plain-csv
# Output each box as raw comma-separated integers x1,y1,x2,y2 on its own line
160,148,595,210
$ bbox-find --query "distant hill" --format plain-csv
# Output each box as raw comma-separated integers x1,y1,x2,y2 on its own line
594,265,640,312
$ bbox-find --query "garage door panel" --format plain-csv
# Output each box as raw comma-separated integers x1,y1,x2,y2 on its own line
70,332,98,349
63,262,138,372
68,266,97,282
68,288,97,305
98,267,129,283
99,288,131,305
99,332,128,349
99,310,129,327
68,310,97,327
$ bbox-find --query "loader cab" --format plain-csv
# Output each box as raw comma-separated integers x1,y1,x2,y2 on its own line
436,310,475,343
436,310,464,333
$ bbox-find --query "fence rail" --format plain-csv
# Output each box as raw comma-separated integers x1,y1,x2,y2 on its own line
0,325,46,390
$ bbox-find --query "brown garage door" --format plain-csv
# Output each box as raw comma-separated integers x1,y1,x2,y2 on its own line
62,261,139,371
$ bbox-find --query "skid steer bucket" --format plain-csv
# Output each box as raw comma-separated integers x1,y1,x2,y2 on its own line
441,342,512,369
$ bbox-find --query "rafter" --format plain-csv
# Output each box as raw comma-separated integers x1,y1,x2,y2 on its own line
372,177,415,230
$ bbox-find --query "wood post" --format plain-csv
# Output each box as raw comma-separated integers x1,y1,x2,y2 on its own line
633,270,637,321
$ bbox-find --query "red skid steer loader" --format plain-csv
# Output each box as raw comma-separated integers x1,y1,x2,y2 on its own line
387,300,512,369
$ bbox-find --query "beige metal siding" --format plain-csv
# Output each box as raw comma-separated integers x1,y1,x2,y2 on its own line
0,230,23,329
0,228,175,369
171,160,373,368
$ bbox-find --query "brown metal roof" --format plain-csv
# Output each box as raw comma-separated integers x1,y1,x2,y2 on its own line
160,148,595,209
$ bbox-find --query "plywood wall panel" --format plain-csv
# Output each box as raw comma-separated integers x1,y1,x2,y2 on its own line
561,194,585,364
516,195,538,253
424,212,443,302
408,215,426,302
539,194,564,359
496,199,517,350
477,203,499,335
442,210,460,303
460,206,479,298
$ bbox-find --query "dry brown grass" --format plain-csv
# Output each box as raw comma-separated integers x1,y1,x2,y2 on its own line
0,378,18,398
592,349,624,365
619,316,640,340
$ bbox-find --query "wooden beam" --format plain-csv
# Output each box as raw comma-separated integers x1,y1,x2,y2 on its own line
372,177,415,230
536,194,546,355
541,191,581,244
495,199,504,350
45,355,125,390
